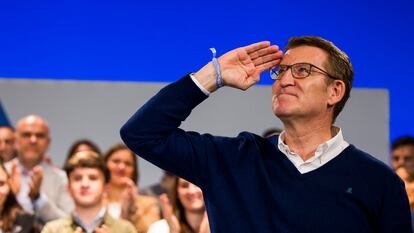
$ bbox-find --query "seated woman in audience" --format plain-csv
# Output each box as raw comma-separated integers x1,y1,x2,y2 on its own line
0,163,36,233
147,177,209,233
65,139,102,163
104,144,160,233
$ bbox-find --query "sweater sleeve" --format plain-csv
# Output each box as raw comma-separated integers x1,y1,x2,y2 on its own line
378,174,412,233
120,74,228,187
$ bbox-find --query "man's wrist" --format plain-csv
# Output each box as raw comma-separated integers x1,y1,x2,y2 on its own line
193,62,219,93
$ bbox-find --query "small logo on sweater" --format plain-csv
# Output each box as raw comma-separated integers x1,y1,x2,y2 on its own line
346,187,353,194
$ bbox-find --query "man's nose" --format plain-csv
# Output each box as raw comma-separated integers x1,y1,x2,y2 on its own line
278,69,295,87
29,135,38,143
81,178,90,187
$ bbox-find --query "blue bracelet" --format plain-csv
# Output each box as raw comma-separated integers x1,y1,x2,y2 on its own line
210,48,224,88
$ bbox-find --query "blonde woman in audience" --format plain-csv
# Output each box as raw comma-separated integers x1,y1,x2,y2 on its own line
147,177,209,233
104,144,160,233
0,164,35,233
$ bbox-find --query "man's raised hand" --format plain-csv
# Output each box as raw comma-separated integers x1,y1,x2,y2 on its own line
194,41,283,92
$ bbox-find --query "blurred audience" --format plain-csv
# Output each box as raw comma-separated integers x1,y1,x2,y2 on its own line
0,126,17,163
104,144,160,233
42,151,137,233
147,177,209,233
391,136,414,172
391,135,414,230
140,171,175,198
66,139,102,164
5,115,74,223
0,163,36,233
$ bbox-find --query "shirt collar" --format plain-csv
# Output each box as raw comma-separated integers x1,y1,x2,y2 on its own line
15,159,47,176
72,207,106,233
277,126,345,164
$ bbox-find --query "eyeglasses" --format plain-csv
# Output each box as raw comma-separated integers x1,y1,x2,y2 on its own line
270,62,338,81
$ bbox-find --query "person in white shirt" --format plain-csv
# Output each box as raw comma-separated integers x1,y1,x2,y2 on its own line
6,115,74,223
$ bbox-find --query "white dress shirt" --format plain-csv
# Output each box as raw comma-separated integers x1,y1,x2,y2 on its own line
5,159,48,214
277,127,349,174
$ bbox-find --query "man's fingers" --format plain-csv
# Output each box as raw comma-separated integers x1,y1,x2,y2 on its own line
252,51,284,67
33,166,43,179
28,180,34,190
244,41,271,54
248,45,280,60
11,163,18,175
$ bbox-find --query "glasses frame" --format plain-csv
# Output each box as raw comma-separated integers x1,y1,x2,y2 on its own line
270,62,338,81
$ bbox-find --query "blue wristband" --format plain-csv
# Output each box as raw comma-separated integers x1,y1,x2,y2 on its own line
210,48,224,88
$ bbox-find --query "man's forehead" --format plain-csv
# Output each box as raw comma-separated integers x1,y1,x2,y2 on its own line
70,167,103,176
0,127,14,137
393,145,414,156
282,45,328,65
17,118,49,133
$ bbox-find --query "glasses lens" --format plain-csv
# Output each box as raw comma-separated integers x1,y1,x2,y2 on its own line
270,65,288,80
292,63,311,78
270,68,278,80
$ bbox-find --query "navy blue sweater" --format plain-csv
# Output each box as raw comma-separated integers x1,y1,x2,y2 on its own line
121,75,412,233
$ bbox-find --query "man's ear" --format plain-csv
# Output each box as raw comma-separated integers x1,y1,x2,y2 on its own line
327,80,346,106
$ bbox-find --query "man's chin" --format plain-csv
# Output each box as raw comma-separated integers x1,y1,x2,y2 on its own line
22,151,41,158
75,200,101,208
273,110,293,119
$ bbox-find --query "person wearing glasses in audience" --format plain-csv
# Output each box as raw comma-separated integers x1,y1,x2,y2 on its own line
120,36,411,232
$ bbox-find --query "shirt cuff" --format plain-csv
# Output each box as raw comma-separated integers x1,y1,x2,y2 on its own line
190,73,210,96
33,193,47,210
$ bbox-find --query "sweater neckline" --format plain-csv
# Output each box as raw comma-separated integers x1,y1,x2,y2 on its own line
271,135,355,178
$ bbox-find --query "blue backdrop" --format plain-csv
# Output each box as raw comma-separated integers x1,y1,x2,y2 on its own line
0,0,412,141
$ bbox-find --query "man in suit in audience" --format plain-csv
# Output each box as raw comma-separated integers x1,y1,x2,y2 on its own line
6,115,74,223
42,151,137,233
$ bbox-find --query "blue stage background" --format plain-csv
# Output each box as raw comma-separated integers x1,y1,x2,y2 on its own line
0,0,412,141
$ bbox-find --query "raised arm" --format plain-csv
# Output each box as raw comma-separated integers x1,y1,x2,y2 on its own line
194,41,283,92
120,42,282,186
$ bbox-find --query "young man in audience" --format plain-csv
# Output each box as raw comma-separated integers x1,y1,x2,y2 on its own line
0,125,16,163
42,151,137,233
5,115,74,223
